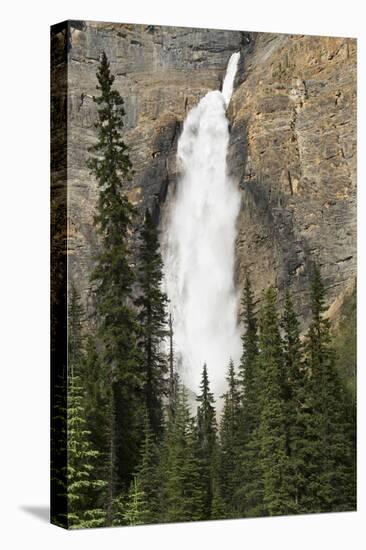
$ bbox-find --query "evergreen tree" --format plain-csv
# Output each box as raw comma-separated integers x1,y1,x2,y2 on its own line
236,275,263,517
160,384,204,522
81,336,112,503
239,275,259,424
67,375,107,528
136,209,169,438
110,493,126,527
68,287,109,495
135,412,162,523
238,275,259,446
257,288,291,516
196,364,217,519
168,313,178,421
123,477,149,526
332,283,357,507
300,267,356,512
219,359,241,516
87,51,143,504
66,282,107,528
210,458,226,521
51,374,68,528
280,290,306,513
333,284,356,401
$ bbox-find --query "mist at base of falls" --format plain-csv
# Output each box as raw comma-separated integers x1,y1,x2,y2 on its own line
161,52,242,400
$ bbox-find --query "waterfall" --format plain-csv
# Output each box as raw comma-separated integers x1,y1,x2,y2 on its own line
162,52,242,398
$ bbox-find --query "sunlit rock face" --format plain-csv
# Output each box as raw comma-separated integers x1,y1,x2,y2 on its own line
228,33,356,325
62,21,356,341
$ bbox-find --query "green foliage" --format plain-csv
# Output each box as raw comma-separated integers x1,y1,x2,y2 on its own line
196,364,217,453
136,209,169,438
239,275,259,417
63,262,356,526
51,375,68,528
236,275,263,517
210,475,226,520
256,288,291,516
196,364,217,519
160,384,204,522
231,272,355,519
333,283,356,400
135,412,163,523
87,51,132,196
167,313,179,421
238,275,260,447
67,375,107,529
280,290,306,513
123,477,149,526
219,359,241,517
87,51,143,497
332,282,357,507
109,493,126,526
299,268,356,513
81,336,111,489
66,283,107,528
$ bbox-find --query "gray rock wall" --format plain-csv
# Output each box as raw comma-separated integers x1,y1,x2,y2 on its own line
59,21,356,326
228,32,356,324
65,20,243,318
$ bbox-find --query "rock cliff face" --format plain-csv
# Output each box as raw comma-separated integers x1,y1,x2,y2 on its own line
59,21,356,325
64,20,244,316
228,32,356,324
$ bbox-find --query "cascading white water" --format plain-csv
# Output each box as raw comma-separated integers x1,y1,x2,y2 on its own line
162,52,242,398
222,52,241,107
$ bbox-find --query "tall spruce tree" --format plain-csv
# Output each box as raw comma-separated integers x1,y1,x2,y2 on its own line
257,288,292,516
69,287,110,495
236,275,263,517
219,359,241,516
123,476,149,526
87,51,142,507
280,290,306,513
160,384,204,522
81,336,112,503
238,275,259,447
67,375,107,528
67,283,106,528
135,412,162,523
136,209,169,438
239,275,259,422
300,267,356,512
168,313,178,421
196,364,217,519
51,374,68,528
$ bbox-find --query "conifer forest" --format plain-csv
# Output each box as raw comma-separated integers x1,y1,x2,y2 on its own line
51,24,357,529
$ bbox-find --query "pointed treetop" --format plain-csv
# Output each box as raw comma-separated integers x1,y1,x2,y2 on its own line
310,265,327,320
197,363,215,405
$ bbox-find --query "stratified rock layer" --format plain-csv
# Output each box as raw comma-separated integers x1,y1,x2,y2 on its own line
61,21,356,325
65,21,243,317
229,33,356,323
